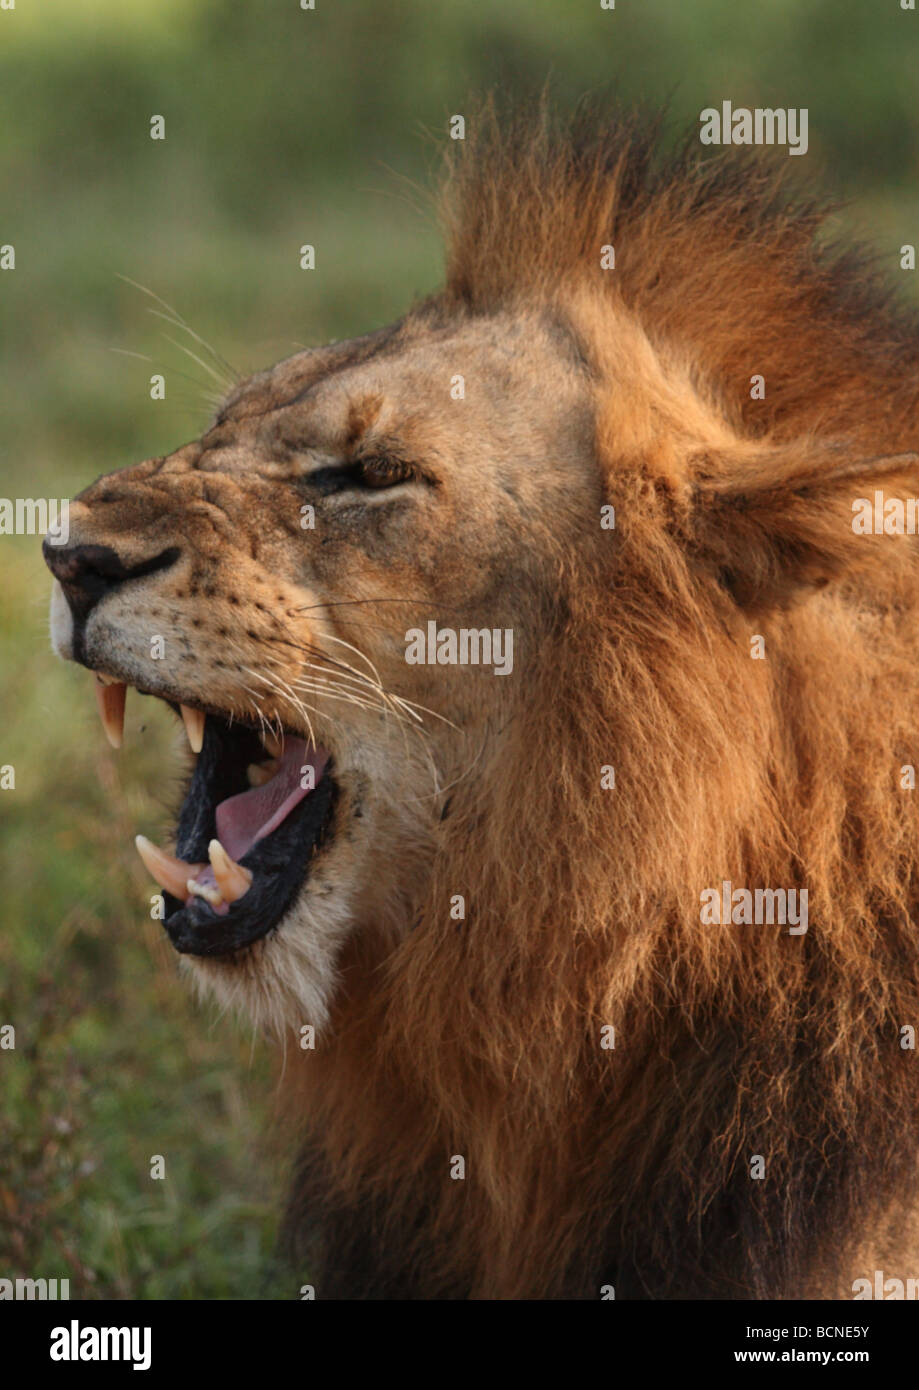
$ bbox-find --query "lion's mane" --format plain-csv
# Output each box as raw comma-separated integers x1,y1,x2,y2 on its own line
282,103,919,1299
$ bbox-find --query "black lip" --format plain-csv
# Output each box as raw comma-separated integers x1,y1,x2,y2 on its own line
161,715,336,958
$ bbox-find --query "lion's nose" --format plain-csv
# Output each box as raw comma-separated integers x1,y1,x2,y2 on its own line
42,539,180,623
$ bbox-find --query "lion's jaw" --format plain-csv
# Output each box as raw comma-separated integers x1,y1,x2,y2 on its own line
45,307,597,1033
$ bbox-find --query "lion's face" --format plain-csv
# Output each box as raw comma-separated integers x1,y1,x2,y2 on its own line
45,305,596,1029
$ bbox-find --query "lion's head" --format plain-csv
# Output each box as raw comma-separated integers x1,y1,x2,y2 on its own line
45,295,599,1031
44,106,919,1297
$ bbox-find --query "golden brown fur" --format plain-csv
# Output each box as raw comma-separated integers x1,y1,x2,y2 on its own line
48,101,919,1298
284,105,919,1299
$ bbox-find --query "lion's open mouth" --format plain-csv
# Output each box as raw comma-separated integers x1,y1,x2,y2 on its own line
95,675,336,959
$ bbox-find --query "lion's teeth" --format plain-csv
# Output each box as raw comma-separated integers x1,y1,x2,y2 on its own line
246,759,279,787
134,835,205,900
180,704,205,753
262,730,283,757
94,677,126,748
208,839,253,903
186,878,224,906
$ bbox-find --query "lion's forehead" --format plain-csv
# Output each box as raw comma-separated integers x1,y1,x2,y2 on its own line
214,307,586,438
70,305,594,560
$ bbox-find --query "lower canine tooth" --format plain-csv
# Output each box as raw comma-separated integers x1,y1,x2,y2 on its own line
135,835,204,900
95,677,126,749
180,704,205,753
208,838,253,903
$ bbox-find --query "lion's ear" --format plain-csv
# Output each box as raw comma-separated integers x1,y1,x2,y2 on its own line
692,449,919,609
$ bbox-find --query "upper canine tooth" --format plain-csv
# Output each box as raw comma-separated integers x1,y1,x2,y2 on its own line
94,677,126,748
180,704,205,753
262,730,283,757
135,835,205,900
208,838,253,904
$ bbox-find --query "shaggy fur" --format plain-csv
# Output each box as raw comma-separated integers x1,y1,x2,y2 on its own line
281,103,919,1299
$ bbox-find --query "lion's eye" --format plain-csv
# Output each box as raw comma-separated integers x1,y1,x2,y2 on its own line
304,455,421,497
355,457,415,490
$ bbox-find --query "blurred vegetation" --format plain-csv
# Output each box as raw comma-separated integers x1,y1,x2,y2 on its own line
1,0,917,1298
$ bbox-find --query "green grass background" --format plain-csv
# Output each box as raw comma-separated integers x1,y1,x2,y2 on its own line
1,0,917,1298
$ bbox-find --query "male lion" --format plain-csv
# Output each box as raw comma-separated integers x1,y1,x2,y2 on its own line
45,106,919,1299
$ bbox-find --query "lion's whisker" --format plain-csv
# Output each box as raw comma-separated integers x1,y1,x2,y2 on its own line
160,333,235,391
146,308,239,386
116,273,240,384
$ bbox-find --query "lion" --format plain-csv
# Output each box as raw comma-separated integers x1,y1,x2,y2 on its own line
44,103,919,1299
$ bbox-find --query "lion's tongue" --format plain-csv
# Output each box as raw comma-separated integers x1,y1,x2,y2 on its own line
215,738,329,864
